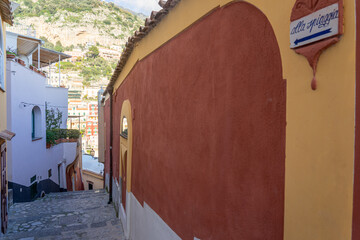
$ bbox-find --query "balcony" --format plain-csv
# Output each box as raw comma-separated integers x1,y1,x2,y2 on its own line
6,31,71,86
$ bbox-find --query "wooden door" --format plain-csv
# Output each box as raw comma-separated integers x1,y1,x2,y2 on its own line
1,143,7,234
121,151,127,212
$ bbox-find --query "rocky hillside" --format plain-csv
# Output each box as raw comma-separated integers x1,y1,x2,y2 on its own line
11,0,144,48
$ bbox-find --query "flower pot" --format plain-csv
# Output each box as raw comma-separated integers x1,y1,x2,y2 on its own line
6,54,15,59
18,59,25,66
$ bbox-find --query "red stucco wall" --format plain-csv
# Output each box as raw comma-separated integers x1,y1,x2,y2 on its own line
105,2,286,239
66,165,84,192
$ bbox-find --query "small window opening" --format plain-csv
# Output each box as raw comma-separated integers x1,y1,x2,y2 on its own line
31,106,42,140
121,116,128,138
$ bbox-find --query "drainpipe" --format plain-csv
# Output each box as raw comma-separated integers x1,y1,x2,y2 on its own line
108,88,114,204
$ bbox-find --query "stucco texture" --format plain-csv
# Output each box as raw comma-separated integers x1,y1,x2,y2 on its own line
108,2,286,239
105,0,357,239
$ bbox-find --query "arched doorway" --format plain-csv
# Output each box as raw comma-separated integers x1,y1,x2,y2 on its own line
119,100,132,238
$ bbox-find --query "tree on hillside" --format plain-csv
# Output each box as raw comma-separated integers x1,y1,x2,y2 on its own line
40,36,55,50
86,46,100,59
54,41,64,52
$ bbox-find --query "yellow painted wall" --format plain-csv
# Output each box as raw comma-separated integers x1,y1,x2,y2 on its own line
0,18,7,207
111,0,356,239
82,170,104,190
119,100,132,192
0,20,7,132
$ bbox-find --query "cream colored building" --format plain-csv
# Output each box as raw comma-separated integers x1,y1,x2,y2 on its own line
0,0,14,234
82,154,103,190
83,170,103,190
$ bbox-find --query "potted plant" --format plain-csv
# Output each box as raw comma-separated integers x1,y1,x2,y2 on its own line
46,130,56,148
67,129,80,142
17,59,25,66
6,50,16,59
6,47,17,59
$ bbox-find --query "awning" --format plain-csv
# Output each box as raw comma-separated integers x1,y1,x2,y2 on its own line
32,47,71,68
17,35,42,56
6,31,43,57
0,130,15,141
0,0,13,25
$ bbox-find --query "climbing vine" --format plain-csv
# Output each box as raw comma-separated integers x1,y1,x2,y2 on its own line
46,108,63,130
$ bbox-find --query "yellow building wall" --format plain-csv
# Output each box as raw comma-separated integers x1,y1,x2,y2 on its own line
119,100,132,192
0,21,7,132
111,0,356,239
257,1,355,240
82,170,104,190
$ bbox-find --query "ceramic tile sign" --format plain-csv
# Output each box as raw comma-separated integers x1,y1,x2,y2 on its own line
290,3,339,48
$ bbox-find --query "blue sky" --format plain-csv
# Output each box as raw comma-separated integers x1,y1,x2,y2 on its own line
105,0,161,16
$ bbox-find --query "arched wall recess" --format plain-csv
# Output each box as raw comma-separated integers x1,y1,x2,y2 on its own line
119,100,132,192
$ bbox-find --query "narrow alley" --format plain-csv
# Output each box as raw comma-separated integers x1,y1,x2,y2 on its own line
0,190,124,240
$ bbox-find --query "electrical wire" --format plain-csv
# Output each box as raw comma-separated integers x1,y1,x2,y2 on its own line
19,101,68,109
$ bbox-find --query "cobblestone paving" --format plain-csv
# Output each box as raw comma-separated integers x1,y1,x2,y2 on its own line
0,190,125,240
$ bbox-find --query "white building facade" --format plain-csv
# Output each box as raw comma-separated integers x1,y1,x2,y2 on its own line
5,33,76,202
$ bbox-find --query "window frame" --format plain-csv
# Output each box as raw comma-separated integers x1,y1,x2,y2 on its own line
31,106,42,141
120,116,128,139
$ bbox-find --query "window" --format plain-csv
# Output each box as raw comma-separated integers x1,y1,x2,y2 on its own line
121,116,128,138
31,106,42,140
48,169,52,178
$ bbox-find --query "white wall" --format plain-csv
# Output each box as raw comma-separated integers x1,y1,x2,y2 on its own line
6,61,47,186
126,192,182,240
45,86,68,129
5,32,17,54
45,142,77,190
6,61,72,191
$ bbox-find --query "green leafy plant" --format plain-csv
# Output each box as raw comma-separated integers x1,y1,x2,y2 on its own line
6,47,17,56
46,108,63,130
46,130,56,145
46,129,81,145
67,129,81,139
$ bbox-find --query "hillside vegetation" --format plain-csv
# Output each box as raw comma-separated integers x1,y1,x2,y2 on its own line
11,0,146,87
12,0,144,48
